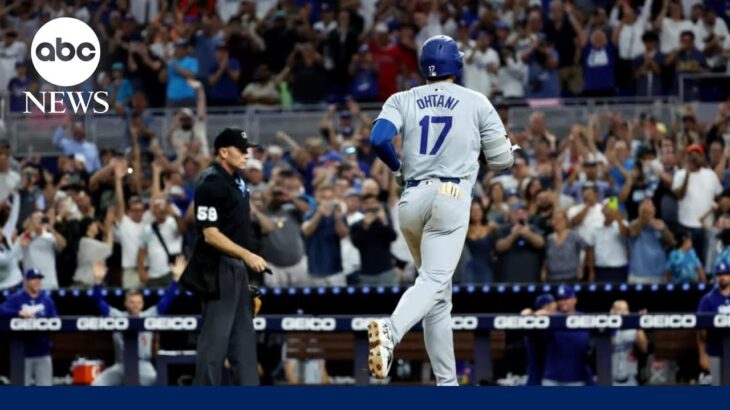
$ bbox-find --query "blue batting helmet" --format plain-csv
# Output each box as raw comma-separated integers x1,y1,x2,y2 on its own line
418,35,464,79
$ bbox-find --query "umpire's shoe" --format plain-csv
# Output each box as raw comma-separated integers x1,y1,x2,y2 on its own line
367,319,395,379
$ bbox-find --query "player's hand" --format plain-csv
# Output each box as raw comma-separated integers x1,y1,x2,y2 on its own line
170,255,187,282
242,252,267,273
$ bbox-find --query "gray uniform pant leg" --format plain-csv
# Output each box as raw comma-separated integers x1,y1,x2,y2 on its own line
389,180,470,386
24,356,52,386
194,257,259,386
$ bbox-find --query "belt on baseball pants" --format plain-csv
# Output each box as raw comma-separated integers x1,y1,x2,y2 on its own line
405,177,460,188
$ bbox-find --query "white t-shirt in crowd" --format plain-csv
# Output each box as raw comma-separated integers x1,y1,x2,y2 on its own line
567,203,605,243
0,170,20,202
74,237,113,286
693,18,729,51
660,18,695,54
170,120,209,157
140,216,182,279
588,221,628,267
672,168,723,228
341,212,364,276
463,47,500,97
19,231,59,290
115,214,151,269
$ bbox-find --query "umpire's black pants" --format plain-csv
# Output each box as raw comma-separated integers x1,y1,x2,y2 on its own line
194,256,259,385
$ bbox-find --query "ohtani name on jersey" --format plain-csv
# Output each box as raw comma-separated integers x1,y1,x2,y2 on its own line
416,95,459,110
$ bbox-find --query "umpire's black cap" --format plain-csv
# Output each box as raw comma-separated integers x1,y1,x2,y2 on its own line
214,127,257,153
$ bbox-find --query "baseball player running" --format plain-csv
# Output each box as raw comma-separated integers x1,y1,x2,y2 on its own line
367,35,516,385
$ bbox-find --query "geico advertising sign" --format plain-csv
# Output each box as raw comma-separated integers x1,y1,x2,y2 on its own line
10,318,62,331
144,317,198,331
566,315,623,329
639,314,696,329
713,315,730,328
494,316,551,329
76,317,129,331
281,317,336,331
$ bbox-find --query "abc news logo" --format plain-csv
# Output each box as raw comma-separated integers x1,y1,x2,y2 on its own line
25,17,108,114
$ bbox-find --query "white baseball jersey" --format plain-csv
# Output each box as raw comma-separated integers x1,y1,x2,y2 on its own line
375,81,507,184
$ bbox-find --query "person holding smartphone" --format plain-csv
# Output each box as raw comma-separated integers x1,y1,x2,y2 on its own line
350,194,398,286
301,185,349,287
17,211,67,290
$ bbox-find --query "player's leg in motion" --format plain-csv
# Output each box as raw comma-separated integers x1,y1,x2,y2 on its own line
368,181,469,384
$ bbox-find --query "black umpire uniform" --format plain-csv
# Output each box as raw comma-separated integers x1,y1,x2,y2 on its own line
180,128,261,386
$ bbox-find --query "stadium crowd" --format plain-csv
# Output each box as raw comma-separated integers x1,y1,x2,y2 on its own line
0,0,727,290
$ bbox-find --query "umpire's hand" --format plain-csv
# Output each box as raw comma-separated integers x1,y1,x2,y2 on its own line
242,251,268,273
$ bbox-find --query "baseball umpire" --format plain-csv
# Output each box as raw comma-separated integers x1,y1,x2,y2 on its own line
180,127,268,386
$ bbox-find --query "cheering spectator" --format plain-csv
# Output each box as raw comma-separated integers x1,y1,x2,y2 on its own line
286,42,327,105
0,195,21,290
666,232,706,283
580,29,616,97
673,144,722,262
0,269,57,386
73,214,114,288
241,65,282,107
586,200,629,283
350,194,397,286
567,184,605,244
18,211,66,290
137,196,184,288
164,39,199,107
7,60,31,113
628,199,676,284
257,186,309,288
544,1,583,96
52,119,101,173
496,46,528,99
166,80,208,159
464,201,497,284
610,300,648,386
522,35,560,99
633,31,664,97
107,62,134,107
302,185,348,286
495,203,545,283
0,143,20,202
245,159,266,193
656,0,694,55
208,43,241,106
463,31,500,97
666,30,708,94
543,210,585,282
612,0,654,94
112,162,148,290
348,45,379,103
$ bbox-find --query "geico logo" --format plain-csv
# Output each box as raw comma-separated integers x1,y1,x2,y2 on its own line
35,38,96,62
76,317,129,331
10,318,62,331
281,317,336,331
451,316,479,330
143,317,197,331
494,316,551,329
253,318,266,331
566,315,622,329
640,314,696,329
713,315,730,328
351,318,381,331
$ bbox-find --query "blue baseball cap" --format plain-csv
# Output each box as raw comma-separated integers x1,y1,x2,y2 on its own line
24,268,44,280
534,293,555,310
713,261,730,276
556,285,576,300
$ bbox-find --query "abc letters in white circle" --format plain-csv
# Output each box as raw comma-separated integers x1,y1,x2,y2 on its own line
31,17,101,87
